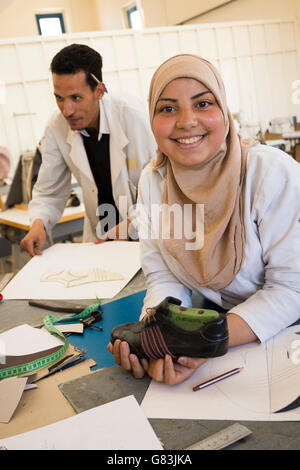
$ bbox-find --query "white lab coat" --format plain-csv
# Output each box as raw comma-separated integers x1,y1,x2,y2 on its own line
29,93,157,241
137,144,300,343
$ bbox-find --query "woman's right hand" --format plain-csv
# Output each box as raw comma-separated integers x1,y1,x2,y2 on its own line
107,340,148,379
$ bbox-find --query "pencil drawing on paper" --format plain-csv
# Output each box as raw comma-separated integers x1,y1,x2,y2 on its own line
40,268,125,287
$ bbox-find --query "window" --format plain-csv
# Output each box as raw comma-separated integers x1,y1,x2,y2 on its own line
36,13,65,37
126,5,143,30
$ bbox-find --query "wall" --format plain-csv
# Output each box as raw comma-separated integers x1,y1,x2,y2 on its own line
94,0,125,31
93,0,166,31
139,0,168,28
163,0,234,25
1,0,300,36
185,0,300,24
92,0,300,29
0,19,299,172
0,0,99,38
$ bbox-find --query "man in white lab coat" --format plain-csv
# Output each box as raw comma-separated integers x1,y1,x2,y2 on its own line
20,44,156,256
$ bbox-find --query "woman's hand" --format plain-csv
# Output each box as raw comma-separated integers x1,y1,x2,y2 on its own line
107,340,207,385
107,340,148,379
144,355,207,385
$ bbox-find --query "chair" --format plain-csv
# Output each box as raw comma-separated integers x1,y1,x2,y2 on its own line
294,143,300,163
0,236,12,273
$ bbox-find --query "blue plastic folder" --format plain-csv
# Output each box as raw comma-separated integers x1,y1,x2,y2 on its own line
68,290,146,370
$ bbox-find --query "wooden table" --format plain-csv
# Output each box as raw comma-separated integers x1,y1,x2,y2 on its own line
0,204,85,270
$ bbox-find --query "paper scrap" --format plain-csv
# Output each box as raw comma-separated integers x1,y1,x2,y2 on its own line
0,377,28,423
0,358,96,439
44,324,84,335
0,324,64,357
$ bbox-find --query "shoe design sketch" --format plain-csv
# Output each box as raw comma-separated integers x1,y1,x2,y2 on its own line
110,297,228,360
40,268,124,287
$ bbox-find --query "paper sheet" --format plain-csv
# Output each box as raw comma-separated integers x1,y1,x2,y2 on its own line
2,242,141,299
0,396,163,450
141,326,300,422
267,327,300,413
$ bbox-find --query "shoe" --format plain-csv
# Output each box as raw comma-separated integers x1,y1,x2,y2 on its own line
110,296,228,360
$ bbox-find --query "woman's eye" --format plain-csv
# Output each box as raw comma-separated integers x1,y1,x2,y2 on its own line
160,105,175,113
196,101,210,109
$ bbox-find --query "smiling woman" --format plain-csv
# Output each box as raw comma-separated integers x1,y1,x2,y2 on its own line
108,54,300,386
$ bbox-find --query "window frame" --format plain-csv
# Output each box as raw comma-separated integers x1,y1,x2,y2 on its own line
126,5,138,29
35,13,66,36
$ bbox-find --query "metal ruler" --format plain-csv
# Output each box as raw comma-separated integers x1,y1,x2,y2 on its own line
185,423,252,450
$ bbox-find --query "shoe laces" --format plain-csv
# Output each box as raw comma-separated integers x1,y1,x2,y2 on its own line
141,307,157,325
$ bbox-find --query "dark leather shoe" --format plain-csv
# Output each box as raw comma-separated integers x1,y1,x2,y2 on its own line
110,297,228,360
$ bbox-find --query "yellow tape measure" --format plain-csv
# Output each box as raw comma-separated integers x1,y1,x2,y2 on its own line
0,301,101,380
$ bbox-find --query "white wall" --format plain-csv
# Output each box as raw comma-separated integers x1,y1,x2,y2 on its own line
92,0,300,29
185,0,300,24
0,19,299,173
94,0,125,31
163,0,234,25
1,0,300,35
0,0,99,38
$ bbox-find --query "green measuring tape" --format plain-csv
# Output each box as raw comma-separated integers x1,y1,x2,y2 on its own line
0,301,101,380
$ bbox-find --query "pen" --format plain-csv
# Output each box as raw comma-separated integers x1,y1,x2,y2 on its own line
193,367,243,391
90,73,100,84
90,73,108,92
34,356,85,383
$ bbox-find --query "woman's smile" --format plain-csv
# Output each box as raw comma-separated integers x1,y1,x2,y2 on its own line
172,134,206,147
152,78,226,167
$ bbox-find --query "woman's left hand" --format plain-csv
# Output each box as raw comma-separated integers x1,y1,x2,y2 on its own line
144,355,207,386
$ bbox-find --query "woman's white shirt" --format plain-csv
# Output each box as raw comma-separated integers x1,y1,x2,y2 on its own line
137,144,300,343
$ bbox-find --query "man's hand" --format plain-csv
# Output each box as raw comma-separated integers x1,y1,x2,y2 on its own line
94,219,130,244
20,219,46,257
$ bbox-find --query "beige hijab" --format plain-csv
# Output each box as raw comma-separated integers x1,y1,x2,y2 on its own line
149,54,247,291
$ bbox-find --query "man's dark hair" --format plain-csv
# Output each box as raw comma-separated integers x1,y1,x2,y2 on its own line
50,44,103,90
